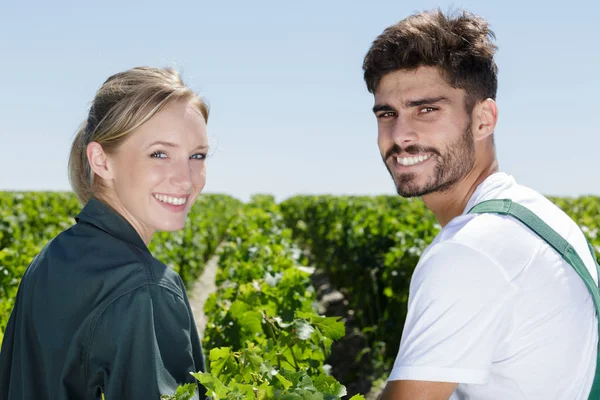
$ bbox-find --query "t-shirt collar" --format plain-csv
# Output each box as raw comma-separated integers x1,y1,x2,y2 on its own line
462,171,515,216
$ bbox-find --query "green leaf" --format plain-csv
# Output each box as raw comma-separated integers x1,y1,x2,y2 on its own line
279,369,306,386
384,287,393,297
297,313,345,341
256,382,274,399
313,375,347,397
238,310,264,334
297,391,323,400
208,347,237,379
227,383,255,399
296,374,317,391
325,381,347,397
209,346,232,361
274,393,304,400
240,344,264,369
160,383,197,400
294,319,315,340
191,372,230,399
274,370,293,390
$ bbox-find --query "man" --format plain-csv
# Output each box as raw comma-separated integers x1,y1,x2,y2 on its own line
362,9,599,400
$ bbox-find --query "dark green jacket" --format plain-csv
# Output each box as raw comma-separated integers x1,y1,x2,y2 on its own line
0,197,207,399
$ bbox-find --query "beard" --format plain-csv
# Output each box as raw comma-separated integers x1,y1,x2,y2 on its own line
384,120,475,198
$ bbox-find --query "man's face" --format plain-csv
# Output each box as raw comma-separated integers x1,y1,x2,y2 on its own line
373,66,476,198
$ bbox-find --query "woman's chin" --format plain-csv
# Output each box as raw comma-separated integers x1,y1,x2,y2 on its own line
154,219,187,233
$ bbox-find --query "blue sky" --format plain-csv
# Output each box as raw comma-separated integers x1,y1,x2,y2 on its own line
1,0,598,202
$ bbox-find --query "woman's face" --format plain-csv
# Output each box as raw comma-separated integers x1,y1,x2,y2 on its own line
102,98,208,244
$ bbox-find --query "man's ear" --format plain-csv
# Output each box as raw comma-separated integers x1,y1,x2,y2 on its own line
472,98,498,141
86,142,113,182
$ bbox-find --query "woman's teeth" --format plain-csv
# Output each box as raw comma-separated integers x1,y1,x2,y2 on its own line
153,194,187,206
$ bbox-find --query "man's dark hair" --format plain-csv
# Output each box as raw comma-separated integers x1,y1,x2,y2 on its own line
363,8,498,112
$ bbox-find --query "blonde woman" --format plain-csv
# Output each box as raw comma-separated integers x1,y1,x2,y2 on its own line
0,67,209,399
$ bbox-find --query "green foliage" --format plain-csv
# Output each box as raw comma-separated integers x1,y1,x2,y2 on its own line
550,196,600,253
0,192,82,344
160,383,199,400
196,197,355,399
5,190,598,399
280,194,600,380
0,191,241,345
280,195,438,372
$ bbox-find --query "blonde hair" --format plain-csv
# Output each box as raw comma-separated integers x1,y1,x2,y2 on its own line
68,66,209,205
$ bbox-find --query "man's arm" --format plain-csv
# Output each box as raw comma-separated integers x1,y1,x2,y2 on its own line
379,380,458,400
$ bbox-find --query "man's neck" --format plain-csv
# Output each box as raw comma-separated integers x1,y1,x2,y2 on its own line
422,160,499,228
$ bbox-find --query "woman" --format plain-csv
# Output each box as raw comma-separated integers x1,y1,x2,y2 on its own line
0,67,209,399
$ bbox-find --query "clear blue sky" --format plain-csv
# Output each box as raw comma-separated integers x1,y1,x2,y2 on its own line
1,0,598,202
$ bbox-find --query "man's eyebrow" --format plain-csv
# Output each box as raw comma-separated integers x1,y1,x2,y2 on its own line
372,97,449,113
372,104,396,114
405,96,449,107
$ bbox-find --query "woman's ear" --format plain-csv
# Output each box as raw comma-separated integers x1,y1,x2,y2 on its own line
472,98,498,141
86,142,113,182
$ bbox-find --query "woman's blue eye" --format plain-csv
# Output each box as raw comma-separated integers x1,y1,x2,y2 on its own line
150,151,167,159
150,151,206,160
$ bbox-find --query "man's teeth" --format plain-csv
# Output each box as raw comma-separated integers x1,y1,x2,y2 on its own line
396,154,431,166
153,194,187,206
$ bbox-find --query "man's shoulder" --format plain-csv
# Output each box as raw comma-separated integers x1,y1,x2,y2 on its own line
437,209,541,257
426,198,558,283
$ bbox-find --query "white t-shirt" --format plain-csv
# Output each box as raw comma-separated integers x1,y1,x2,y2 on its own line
388,172,599,399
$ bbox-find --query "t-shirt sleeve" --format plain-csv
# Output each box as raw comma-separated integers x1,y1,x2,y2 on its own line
87,283,205,399
388,240,518,384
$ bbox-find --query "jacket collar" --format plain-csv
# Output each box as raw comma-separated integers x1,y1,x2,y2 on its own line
75,197,150,254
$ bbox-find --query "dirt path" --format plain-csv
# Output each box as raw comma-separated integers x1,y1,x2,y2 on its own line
187,252,220,339
310,268,386,400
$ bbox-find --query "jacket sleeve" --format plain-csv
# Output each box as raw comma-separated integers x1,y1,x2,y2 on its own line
87,283,206,399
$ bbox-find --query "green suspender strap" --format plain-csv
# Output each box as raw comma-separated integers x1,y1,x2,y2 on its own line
467,199,600,400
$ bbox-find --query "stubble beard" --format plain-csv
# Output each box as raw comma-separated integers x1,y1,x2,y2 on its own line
387,120,476,198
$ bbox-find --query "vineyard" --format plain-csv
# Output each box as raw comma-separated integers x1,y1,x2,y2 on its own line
1,191,599,399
